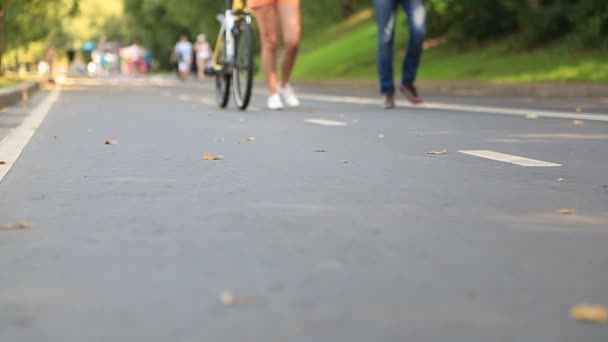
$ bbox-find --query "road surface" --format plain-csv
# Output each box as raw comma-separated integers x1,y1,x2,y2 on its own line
1,77,607,342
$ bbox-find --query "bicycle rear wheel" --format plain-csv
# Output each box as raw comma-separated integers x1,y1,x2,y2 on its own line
232,19,254,110
215,30,231,108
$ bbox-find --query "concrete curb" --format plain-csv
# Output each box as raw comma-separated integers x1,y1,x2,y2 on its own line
0,81,42,108
294,79,608,97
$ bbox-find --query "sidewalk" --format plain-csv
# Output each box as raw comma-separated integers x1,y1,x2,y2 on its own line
0,81,43,108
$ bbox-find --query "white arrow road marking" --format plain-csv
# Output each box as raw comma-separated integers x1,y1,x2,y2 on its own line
459,150,562,167
0,91,61,183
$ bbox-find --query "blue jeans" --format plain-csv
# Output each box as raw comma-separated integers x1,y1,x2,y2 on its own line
374,0,426,95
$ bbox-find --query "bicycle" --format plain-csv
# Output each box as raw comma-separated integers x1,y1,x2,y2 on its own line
208,0,255,110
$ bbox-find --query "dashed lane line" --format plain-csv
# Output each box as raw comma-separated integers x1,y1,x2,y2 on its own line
459,150,562,167
0,91,61,183
298,93,608,122
304,118,348,126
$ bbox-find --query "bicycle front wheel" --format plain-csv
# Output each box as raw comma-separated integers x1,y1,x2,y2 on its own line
215,29,231,108
232,19,254,110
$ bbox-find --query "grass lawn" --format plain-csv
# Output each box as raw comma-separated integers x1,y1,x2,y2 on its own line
293,10,608,82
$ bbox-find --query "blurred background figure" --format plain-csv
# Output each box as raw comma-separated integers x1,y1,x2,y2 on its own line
194,34,211,80
174,34,193,80
45,46,57,82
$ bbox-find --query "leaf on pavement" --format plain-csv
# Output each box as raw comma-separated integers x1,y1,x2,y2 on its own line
2,221,30,230
246,137,256,142
426,150,447,155
219,291,249,306
559,208,576,215
573,120,585,125
312,148,327,153
570,304,608,323
203,152,224,161
104,140,118,145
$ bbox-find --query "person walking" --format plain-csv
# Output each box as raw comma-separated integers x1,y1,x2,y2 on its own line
374,0,426,108
194,34,212,80
248,0,301,110
174,34,193,80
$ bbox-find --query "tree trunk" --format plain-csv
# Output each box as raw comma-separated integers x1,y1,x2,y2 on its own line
0,6,5,76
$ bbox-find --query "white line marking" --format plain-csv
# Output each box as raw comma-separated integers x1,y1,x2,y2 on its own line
0,91,60,183
459,150,562,167
304,118,348,126
298,93,608,122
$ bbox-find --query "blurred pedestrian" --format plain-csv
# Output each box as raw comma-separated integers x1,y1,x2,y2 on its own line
45,46,57,82
195,34,211,80
174,34,193,80
249,0,301,110
374,0,426,108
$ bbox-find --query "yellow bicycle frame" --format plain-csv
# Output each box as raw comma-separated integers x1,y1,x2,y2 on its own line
212,0,251,71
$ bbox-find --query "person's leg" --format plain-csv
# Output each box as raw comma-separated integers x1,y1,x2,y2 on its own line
373,0,398,97
401,0,425,86
197,59,206,80
277,0,301,88
253,4,280,95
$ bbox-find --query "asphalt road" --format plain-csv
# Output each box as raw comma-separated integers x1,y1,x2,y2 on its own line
1,77,607,342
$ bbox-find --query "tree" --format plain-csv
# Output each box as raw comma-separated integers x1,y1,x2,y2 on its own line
0,0,79,75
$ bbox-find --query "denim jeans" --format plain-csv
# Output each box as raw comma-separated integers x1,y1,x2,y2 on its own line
374,0,426,95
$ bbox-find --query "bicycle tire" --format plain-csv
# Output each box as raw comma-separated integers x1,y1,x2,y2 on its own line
215,28,231,108
232,19,254,110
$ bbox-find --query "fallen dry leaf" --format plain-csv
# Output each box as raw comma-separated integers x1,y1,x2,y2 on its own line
426,150,447,155
570,304,608,323
312,148,327,153
203,152,224,161
2,221,30,230
526,114,539,119
219,291,249,306
246,137,256,142
104,140,118,145
0,161,6,165
559,208,576,215
573,120,585,125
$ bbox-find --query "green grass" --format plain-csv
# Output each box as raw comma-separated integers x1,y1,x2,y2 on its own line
293,10,608,82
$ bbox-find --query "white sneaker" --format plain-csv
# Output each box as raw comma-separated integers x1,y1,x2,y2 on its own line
278,84,300,107
267,93,284,110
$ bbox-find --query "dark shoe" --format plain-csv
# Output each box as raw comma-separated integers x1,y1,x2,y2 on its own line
399,84,423,104
384,93,395,109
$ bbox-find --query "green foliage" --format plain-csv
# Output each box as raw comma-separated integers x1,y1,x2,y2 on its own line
428,0,608,49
